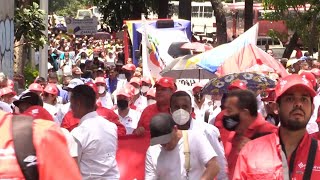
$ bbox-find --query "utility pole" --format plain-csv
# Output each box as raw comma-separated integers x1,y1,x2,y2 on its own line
39,0,48,78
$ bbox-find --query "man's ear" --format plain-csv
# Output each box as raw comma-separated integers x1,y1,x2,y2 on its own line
274,103,279,115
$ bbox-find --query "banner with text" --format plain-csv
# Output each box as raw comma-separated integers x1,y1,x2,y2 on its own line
65,17,98,35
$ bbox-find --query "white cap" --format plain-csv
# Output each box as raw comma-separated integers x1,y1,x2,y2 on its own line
67,78,84,89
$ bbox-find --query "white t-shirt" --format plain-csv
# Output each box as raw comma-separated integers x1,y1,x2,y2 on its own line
307,94,320,133
145,131,216,180
115,109,141,134
43,103,60,125
99,92,114,109
71,111,119,179
193,99,213,122
60,127,78,157
134,95,148,113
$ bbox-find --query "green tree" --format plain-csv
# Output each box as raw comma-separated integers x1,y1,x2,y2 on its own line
14,2,47,50
49,0,93,16
263,0,320,58
211,0,228,44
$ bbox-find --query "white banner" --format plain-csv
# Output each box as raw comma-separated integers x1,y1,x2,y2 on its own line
65,17,98,35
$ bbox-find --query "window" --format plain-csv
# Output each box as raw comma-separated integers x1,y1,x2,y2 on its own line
199,6,204,17
204,6,213,18
261,38,267,46
192,6,200,17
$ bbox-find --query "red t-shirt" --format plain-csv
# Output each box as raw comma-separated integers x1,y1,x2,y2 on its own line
137,103,170,131
61,106,126,136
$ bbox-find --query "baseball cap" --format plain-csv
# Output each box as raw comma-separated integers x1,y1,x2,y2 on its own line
13,92,43,107
95,77,106,84
23,105,54,121
29,83,43,92
141,77,151,85
130,77,141,86
275,74,316,101
311,68,320,77
228,80,247,90
299,71,316,87
117,88,132,98
0,87,16,97
72,67,83,75
261,88,276,102
85,82,98,95
155,77,176,91
67,78,84,89
122,64,136,71
192,82,204,93
44,84,59,96
150,113,176,146
146,88,156,98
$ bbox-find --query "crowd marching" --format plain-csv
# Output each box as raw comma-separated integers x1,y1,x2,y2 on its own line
2,30,320,180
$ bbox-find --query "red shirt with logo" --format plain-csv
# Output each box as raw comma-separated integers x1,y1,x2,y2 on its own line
0,111,81,179
233,131,320,180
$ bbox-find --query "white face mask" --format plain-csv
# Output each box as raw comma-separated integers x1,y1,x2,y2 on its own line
134,87,140,95
171,109,190,125
98,86,106,94
141,86,150,93
147,99,156,105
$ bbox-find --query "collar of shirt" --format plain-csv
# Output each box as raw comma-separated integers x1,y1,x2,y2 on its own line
80,111,98,123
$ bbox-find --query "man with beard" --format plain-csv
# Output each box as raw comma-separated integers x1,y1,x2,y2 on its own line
233,74,320,179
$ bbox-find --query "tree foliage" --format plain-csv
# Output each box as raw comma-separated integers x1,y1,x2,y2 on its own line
49,0,93,16
14,2,47,50
263,0,320,55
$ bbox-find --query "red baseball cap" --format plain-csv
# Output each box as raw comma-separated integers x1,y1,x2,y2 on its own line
0,87,16,96
130,77,141,86
95,77,106,84
141,77,151,85
299,71,316,87
275,74,316,101
117,87,133,98
261,88,276,102
44,84,58,96
228,80,247,90
122,64,136,71
192,82,204,93
155,77,176,91
85,82,98,95
146,88,156,98
311,68,320,77
29,83,43,93
23,105,54,121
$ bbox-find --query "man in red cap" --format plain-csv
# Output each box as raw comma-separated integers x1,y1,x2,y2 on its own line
233,74,320,179
146,88,156,106
122,63,136,82
134,77,176,135
299,71,320,134
141,76,152,96
42,83,60,124
192,82,214,123
0,87,16,105
95,77,113,109
129,77,148,113
114,87,141,134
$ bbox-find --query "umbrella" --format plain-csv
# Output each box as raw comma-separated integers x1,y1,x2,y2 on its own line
181,42,213,52
160,55,216,79
167,42,191,58
201,72,276,95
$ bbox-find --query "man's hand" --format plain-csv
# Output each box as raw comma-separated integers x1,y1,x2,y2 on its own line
134,127,145,136
201,157,220,180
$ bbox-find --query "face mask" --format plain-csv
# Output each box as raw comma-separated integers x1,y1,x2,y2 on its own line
147,99,156,105
141,86,150,93
222,114,240,131
214,100,221,108
171,109,190,125
134,87,140,95
117,99,129,110
98,86,106,94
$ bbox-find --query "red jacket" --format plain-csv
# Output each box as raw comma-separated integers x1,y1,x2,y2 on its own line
61,106,126,136
225,114,277,179
233,131,320,180
0,111,81,179
136,103,170,131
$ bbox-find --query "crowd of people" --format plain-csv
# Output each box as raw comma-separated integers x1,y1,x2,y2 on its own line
2,30,320,179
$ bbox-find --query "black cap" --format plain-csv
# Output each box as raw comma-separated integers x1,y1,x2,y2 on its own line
150,113,175,146
13,92,43,107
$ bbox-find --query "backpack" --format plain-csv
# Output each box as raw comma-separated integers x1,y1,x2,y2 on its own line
12,115,39,180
